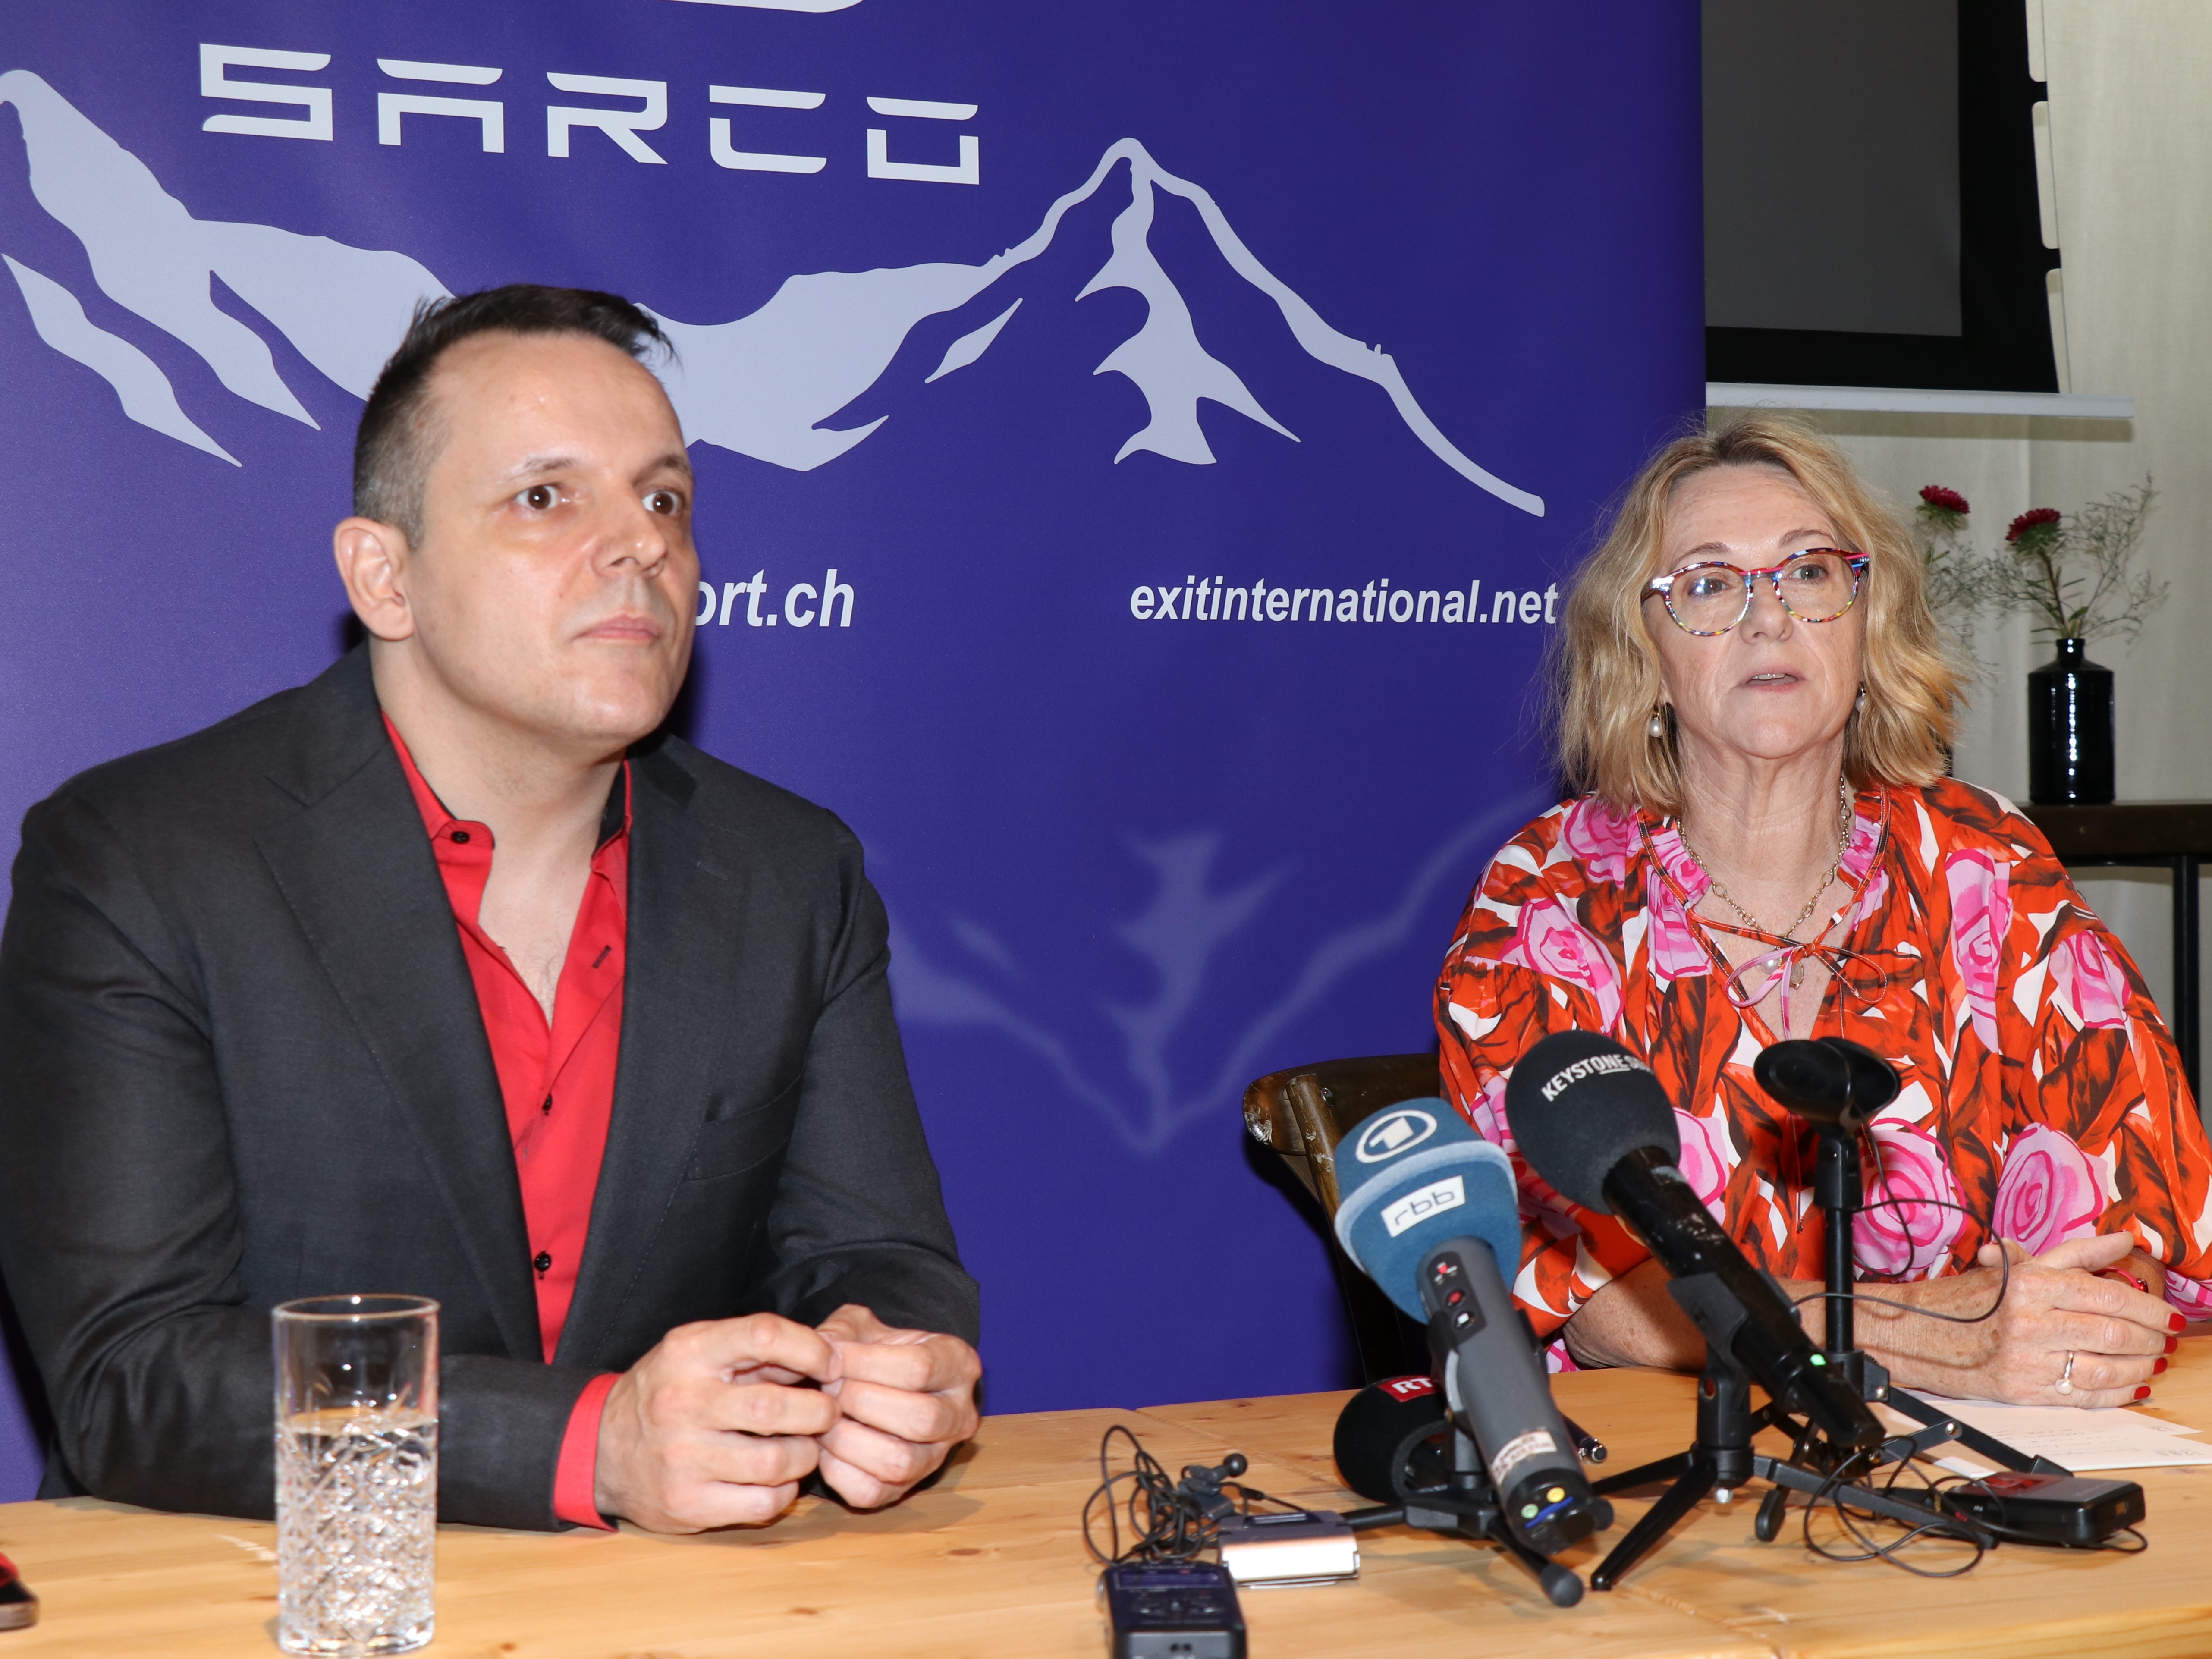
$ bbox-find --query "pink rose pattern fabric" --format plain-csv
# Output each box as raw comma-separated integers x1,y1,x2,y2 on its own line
1944,849,2011,1052
1991,1124,2111,1257
1435,778,2212,1339
1502,897,1623,1031
1674,1107,1735,1213
2051,930,2131,1031
1855,1122,1967,1277
1559,796,1634,885
1466,1071,1509,1144
1643,821,1708,902
2162,1271,2212,1321
1643,878,1711,983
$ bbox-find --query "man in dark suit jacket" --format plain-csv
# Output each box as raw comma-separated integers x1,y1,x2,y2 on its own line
0,285,980,1533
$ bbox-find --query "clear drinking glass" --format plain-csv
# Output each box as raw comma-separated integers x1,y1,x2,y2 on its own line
273,1295,440,1657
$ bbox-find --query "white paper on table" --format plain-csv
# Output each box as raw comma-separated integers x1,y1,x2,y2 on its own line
1893,1392,2212,1472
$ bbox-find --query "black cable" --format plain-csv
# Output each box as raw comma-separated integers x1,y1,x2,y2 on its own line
1785,1188,2014,1328
1797,1442,1990,1577
1080,1424,1287,1566
1783,1433,2150,1573
1860,1127,2013,1317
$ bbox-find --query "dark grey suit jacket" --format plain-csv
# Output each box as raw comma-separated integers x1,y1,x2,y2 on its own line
0,648,977,1529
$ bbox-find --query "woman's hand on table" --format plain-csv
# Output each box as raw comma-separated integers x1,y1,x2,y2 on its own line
1855,1231,2182,1408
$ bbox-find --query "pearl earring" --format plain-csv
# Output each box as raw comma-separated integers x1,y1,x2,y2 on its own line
1855,684,1867,714
1648,706,1667,740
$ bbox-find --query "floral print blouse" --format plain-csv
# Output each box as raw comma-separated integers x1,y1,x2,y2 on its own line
1434,777,2212,1357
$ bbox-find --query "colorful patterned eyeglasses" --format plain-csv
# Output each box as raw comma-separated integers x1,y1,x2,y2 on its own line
1642,550,1871,637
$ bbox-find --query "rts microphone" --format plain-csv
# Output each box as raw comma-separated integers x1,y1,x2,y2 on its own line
1333,1100,1608,1556
1752,1037,1900,1136
1502,1033,1881,1454
1332,1375,1451,1506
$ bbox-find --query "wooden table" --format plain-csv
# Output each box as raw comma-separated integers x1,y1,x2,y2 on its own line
2021,800,2212,1100
10,1346,2212,1657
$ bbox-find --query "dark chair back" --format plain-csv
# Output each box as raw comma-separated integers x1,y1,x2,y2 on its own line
1242,1053,1441,1383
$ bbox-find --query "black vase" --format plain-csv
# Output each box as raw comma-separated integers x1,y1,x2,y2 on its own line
2027,638,2115,804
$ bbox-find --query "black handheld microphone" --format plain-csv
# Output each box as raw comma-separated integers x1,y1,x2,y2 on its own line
1333,1101,1609,1556
1753,1037,1900,1136
1502,1033,1881,1453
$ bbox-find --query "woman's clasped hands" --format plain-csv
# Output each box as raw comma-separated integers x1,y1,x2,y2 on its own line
1879,1232,2184,1409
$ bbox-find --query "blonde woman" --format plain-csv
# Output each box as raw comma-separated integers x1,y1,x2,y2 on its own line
1437,415,2207,1406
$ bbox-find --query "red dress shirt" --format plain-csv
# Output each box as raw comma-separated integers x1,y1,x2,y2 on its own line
387,718,622,1528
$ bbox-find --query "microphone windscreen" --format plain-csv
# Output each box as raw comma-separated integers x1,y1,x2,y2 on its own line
1332,1376,1448,1504
1753,1039,1852,1119
1502,1030,1678,1214
1330,1099,1521,1322
1753,1037,1899,1134
1824,1036,1901,1115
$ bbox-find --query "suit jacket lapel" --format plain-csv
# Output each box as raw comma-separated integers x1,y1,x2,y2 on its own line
558,742,747,1362
251,650,540,1363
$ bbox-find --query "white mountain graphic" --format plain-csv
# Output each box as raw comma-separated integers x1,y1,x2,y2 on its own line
890,790,1547,1153
0,69,1543,516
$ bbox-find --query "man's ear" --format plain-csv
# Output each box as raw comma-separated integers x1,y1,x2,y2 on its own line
333,517,417,641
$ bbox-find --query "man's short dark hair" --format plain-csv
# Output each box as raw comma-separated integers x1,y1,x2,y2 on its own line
353,283,672,546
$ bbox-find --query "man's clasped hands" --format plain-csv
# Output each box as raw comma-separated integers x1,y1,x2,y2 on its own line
593,1305,983,1533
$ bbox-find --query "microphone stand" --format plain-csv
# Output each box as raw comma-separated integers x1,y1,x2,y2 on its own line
1751,1119,2060,1543
1584,1339,1972,1588
1345,1424,1592,1609
1585,1115,2049,1590
1342,1312,1615,1608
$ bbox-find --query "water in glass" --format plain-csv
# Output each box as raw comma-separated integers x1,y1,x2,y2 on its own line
277,1406,437,1656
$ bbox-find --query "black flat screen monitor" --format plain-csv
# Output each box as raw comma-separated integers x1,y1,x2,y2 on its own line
1703,0,2059,392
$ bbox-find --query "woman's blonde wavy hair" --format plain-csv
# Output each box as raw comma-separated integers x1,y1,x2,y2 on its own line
1552,414,1962,817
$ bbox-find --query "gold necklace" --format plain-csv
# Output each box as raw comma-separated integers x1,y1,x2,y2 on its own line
1677,780,1854,949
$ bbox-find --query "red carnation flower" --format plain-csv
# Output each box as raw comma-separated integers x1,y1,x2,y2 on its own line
1919,485,1969,515
2007,507,2063,544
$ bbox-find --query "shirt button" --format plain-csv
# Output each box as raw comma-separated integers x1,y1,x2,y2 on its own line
533,1250,553,1274
450,830,471,845
541,1094,553,1115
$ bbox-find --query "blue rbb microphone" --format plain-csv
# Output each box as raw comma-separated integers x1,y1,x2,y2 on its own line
1333,1102,1522,1318
1333,1100,1605,1558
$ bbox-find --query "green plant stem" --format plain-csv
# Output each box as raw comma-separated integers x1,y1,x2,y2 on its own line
2037,547,2067,636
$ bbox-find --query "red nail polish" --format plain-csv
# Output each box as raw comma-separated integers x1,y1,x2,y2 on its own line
2135,1386,2153,1400
2167,1335,2181,1354
2155,1358,2170,1375
2171,1313,2189,1334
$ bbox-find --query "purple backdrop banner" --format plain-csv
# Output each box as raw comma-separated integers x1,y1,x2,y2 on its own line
0,0,1702,1497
